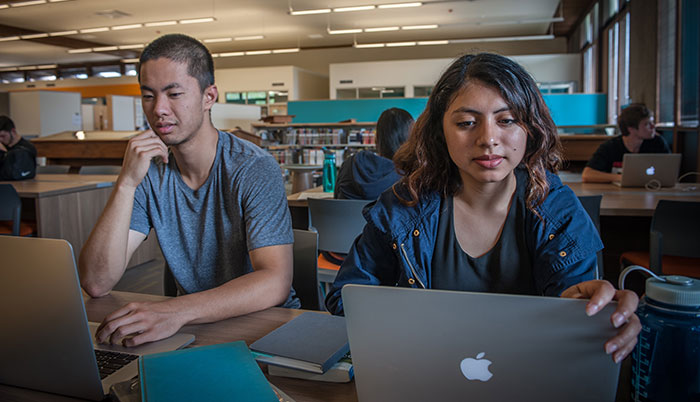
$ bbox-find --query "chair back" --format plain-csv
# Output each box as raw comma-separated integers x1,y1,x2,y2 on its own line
79,165,122,175
577,195,603,279
0,184,22,236
308,198,370,254
293,229,321,310
649,200,700,272
37,165,71,174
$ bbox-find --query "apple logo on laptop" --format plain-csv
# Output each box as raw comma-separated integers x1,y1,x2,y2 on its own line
460,352,493,381
646,166,655,176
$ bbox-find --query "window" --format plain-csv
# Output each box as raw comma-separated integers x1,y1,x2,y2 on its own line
657,0,676,124
358,87,405,99
0,72,24,83
268,90,288,104
59,67,88,79
414,86,432,97
680,0,699,125
336,88,357,99
246,91,267,105
27,69,56,81
538,82,577,94
225,92,246,104
92,65,121,78
124,64,137,77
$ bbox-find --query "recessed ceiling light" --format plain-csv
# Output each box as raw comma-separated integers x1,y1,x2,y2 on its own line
144,21,177,27
10,0,47,7
121,58,139,63
80,27,109,33
234,35,264,41
0,67,19,72
401,24,438,30
333,5,375,12
21,33,49,39
93,46,118,52
118,44,144,49
49,30,78,36
272,48,300,54
219,51,245,57
354,43,385,48
417,40,449,45
364,26,399,32
37,64,57,69
377,2,422,8
112,24,143,30
386,41,416,47
180,17,216,24
203,37,233,43
67,48,92,53
290,8,330,15
0,4,9,9
328,28,363,35
19,66,38,70
245,50,272,55
0,36,21,42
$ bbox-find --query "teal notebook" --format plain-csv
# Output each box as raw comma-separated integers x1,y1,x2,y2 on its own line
138,341,278,402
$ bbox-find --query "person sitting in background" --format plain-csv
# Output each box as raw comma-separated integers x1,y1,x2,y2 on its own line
325,53,640,364
334,107,413,200
582,103,670,183
0,116,36,181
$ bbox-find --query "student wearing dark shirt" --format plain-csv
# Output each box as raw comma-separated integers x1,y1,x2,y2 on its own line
334,107,413,200
0,116,37,181
325,53,641,364
582,103,670,183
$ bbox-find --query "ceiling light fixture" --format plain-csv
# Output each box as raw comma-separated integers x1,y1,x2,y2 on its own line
37,64,57,69
245,50,272,55
401,24,438,30
49,30,78,36
354,42,384,48
92,46,118,52
121,58,139,63
328,28,363,35
386,41,416,47
333,5,375,12
0,4,9,9
289,8,330,15
364,26,399,32
272,48,300,53
80,27,109,33
118,44,144,49
234,35,264,41
417,40,449,45
10,0,47,7
144,21,177,27
377,2,422,9
112,23,143,30
21,33,49,39
219,51,245,57
19,66,38,70
180,17,216,24
67,48,92,53
48,0,72,2
0,67,19,72
204,37,233,43
451,34,555,43
0,36,21,42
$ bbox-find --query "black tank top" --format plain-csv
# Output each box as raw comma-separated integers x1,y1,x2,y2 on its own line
431,175,536,294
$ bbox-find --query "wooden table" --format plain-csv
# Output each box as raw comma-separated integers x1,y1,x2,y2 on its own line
559,134,609,162
32,130,140,170
0,291,358,402
2,174,160,269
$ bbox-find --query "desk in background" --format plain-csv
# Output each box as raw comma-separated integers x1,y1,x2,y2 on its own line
2,174,161,269
0,291,358,402
32,130,140,171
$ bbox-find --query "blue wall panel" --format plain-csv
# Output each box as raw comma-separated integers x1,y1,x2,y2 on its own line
288,94,607,126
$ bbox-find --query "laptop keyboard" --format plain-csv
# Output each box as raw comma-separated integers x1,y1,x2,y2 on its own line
95,349,139,379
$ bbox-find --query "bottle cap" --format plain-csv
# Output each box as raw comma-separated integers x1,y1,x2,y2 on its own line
646,276,700,307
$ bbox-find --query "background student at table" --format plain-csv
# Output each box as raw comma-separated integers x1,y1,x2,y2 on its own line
79,33,298,348
0,116,36,181
325,53,641,364
334,107,413,200
582,103,670,183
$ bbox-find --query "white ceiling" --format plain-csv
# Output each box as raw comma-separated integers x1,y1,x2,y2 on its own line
0,0,571,69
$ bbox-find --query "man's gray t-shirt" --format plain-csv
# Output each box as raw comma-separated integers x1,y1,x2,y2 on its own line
130,130,298,307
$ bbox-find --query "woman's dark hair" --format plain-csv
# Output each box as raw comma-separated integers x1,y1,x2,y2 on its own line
618,103,652,136
0,115,15,132
375,108,414,159
393,53,562,213
138,33,214,93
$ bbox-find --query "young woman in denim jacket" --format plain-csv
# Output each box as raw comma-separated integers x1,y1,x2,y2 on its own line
325,53,641,363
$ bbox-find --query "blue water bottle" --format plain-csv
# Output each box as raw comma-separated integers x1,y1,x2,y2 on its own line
621,267,700,401
322,151,336,192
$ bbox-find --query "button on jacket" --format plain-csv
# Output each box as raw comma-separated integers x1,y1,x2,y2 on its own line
325,168,603,315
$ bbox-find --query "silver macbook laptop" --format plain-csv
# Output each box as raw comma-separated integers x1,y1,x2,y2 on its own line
342,285,620,402
615,153,681,187
0,236,195,400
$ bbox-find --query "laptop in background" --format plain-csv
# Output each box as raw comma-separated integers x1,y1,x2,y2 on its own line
342,285,620,402
0,236,194,401
615,153,681,188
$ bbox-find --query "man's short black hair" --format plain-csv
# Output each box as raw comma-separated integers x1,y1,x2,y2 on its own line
0,115,15,132
619,103,652,136
138,33,214,93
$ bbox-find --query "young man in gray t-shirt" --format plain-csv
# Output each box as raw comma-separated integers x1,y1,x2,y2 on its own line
79,34,297,347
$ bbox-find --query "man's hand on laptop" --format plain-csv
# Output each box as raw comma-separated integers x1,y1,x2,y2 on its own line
561,279,641,364
95,300,186,347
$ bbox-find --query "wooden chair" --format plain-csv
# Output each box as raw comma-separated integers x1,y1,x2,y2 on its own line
0,184,34,236
620,200,700,277
79,165,122,175
577,195,604,279
308,198,370,275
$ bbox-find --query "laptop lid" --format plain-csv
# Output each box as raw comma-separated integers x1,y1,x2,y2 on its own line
619,153,681,187
0,236,194,400
342,285,620,402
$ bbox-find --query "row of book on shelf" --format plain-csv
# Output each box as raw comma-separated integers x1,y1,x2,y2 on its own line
287,128,376,146
269,148,346,166
127,312,352,401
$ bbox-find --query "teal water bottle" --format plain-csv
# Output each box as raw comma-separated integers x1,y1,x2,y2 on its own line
322,151,336,192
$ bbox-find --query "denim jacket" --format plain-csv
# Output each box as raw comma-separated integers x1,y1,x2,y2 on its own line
325,168,604,315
